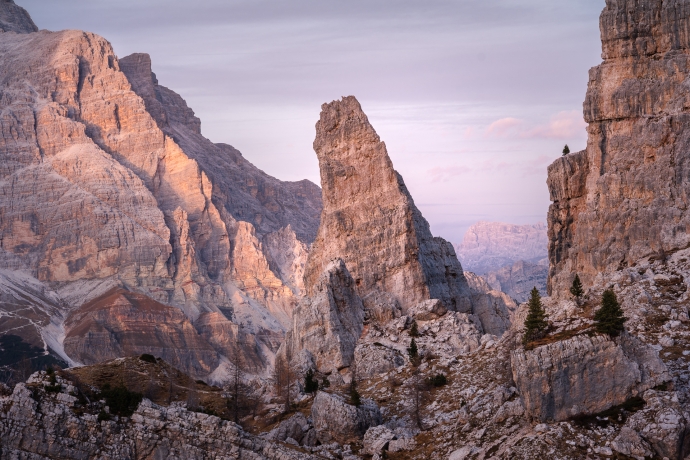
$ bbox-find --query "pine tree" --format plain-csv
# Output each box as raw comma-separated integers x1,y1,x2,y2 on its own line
562,144,570,155
570,274,584,306
407,338,419,362
594,289,627,337
409,320,419,337
523,287,549,345
304,369,319,394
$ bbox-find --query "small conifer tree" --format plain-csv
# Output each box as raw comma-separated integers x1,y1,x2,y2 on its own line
523,287,549,345
304,369,319,394
594,289,627,337
349,383,361,407
570,274,584,306
407,339,419,366
562,144,570,155
409,320,419,337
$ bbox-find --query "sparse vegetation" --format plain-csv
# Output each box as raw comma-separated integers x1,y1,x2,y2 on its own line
139,354,156,364
407,338,419,364
569,274,584,305
562,144,570,155
304,368,319,394
594,289,627,337
426,373,448,387
409,320,420,337
523,287,549,346
99,384,143,417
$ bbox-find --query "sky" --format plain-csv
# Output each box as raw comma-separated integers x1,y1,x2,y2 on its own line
21,0,605,244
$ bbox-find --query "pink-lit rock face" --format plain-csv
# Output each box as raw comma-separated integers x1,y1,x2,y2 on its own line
548,0,690,297
0,19,320,375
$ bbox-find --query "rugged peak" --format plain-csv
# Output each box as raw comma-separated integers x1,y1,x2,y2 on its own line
304,96,473,315
0,0,38,33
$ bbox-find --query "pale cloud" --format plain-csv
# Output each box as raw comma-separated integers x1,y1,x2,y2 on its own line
523,110,586,139
485,117,524,137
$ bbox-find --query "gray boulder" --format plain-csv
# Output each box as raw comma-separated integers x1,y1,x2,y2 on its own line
311,391,382,444
511,334,669,422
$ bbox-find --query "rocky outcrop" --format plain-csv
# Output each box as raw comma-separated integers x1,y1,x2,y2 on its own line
485,259,548,303
304,96,473,315
283,259,364,373
0,374,316,460
63,289,219,378
464,272,517,336
0,0,37,34
310,391,382,444
456,222,547,275
548,0,690,296
511,334,669,422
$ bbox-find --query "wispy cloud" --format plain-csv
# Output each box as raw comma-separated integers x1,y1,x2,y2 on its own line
484,111,586,140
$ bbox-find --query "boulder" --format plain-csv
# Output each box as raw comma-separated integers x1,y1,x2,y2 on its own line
354,343,405,379
408,299,448,321
311,391,382,444
511,334,669,422
362,425,396,456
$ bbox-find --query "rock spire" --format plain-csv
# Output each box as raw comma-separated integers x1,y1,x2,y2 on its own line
304,96,473,315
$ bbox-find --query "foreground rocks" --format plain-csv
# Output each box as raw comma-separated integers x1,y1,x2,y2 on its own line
0,373,316,460
511,334,669,422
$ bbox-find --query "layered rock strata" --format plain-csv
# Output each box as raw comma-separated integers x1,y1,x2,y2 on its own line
548,0,690,296
63,289,220,378
304,96,473,315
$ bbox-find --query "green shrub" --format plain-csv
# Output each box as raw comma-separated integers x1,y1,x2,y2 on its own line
427,374,448,387
304,369,319,394
100,384,143,417
594,289,627,337
562,144,570,155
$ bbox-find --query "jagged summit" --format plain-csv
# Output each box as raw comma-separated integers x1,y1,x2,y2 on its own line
0,0,37,33
304,96,473,314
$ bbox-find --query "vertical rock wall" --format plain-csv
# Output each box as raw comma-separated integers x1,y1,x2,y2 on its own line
548,0,690,296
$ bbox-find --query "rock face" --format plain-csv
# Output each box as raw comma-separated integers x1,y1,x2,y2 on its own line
0,0,37,34
63,289,220,378
456,222,547,275
485,259,549,303
547,0,690,296
310,391,382,444
283,259,364,373
511,334,669,422
304,96,473,315
0,6,321,376
0,374,316,460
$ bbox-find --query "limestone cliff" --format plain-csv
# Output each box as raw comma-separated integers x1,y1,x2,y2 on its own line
548,0,690,296
304,96,473,315
0,3,320,377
